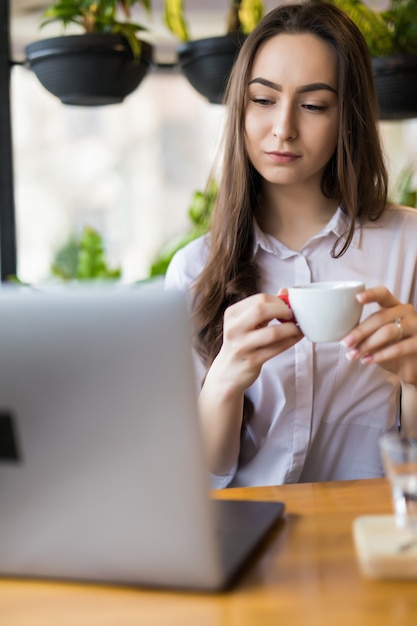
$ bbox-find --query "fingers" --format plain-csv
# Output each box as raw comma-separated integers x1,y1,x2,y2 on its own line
393,317,404,341
216,294,302,393
222,293,301,367
225,311,300,357
341,301,416,366
341,286,400,350
276,291,296,323
224,293,296,334
355,285,398,308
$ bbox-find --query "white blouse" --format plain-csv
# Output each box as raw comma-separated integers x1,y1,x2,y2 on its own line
165,205,417,488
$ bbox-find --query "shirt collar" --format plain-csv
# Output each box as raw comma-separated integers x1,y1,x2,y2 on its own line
252,206,361,256
325,207,361,248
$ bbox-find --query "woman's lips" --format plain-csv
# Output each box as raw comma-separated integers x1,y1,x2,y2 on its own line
266,151,301,164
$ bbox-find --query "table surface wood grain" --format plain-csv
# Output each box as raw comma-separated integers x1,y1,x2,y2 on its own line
1,478,416,626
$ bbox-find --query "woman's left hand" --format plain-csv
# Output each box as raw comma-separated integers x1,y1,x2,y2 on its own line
341,286,417,386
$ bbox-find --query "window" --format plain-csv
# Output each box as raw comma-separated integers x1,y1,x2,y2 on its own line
11,65,226,283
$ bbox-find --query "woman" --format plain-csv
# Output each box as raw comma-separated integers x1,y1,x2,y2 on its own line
165,2,417,487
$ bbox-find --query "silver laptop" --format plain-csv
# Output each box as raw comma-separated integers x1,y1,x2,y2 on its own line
0,285,284,591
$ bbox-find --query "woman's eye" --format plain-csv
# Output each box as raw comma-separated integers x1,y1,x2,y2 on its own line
302,103,327,111
251,96,274,106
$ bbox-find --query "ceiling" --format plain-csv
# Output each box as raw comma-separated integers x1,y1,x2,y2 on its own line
9,0,280,63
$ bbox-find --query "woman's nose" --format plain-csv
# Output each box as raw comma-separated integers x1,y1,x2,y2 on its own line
272,105,297,141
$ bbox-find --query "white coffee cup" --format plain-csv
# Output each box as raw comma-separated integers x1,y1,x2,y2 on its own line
287,281,365,343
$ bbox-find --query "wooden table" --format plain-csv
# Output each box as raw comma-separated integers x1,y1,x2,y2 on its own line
1,478,416,625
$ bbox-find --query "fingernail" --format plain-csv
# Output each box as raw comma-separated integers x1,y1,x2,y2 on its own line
341,335,355,348
360,354,373,364
345,348,359,361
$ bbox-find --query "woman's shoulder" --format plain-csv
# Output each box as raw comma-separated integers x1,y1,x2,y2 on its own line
365,203,417,232
383,203,417,224
164,234,210,291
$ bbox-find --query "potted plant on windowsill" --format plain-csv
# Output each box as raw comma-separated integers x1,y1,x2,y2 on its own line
25,0,154,106
328,0,417,120
162,0,264,104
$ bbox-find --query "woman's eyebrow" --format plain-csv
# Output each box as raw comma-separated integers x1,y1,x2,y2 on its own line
248,77,337,94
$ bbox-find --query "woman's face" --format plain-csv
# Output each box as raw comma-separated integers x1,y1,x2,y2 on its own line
244,32,339,191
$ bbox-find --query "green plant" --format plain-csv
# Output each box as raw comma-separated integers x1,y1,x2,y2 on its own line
163,0,264,42
149,179,218,276
51,225,122,281
7,226,122,285
40,0,152,58
393,166,417,207
328,0,417,56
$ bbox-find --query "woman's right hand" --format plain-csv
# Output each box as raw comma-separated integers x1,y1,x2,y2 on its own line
198,291,302,476
213,291,302,393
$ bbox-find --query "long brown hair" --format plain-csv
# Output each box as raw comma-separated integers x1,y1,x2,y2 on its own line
192,1,388,369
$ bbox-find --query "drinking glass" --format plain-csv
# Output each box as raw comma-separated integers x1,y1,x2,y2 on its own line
379,432,417,534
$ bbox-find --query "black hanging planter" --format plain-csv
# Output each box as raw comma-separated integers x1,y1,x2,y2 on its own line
25,34,154,106
177,32,246,104
372,54,417,120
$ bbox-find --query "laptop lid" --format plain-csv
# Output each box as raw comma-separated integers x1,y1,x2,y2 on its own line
0,286,283,591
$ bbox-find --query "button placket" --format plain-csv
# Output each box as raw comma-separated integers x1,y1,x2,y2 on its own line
288,254,314,481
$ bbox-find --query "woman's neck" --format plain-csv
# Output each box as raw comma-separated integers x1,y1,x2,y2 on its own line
257,182,338,251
